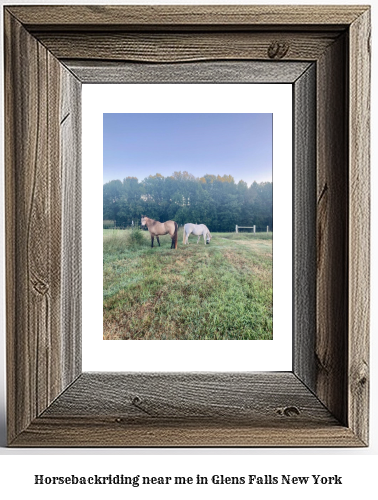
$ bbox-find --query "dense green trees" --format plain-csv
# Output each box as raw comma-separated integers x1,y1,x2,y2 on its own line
103,172,272,231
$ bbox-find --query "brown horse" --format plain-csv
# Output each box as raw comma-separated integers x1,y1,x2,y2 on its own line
141,216,178,249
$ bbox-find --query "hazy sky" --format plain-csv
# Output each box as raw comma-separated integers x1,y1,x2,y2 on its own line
103,113,272,186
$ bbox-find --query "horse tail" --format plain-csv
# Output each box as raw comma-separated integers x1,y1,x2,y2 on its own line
183,224,186,244
174,221,178,249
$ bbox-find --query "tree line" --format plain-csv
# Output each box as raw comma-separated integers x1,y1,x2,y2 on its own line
103,171,273,232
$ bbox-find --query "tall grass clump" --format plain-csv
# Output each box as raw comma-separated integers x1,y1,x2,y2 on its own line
103,229,147,258
103,230,128,256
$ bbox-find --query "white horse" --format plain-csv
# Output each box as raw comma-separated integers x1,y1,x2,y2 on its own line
183,223,211,245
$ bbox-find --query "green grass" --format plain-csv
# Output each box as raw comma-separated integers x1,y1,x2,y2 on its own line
103,228,272,340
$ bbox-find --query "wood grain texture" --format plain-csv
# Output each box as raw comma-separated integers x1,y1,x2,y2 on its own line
41,373,336,422
64,60,312,84
11,373,363,447
33,31,339,63
316,34,348,425
61,68,82,388
4,11,80,444
348,9,371,445
7,5,367,30
11,419,363,448
293,65,316,390
5,12,62,442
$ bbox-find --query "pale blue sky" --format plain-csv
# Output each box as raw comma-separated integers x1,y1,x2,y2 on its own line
103,113,272,185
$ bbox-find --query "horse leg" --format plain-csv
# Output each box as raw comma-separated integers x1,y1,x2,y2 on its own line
151,235,154,248
197,235,200,244
156,236,160,247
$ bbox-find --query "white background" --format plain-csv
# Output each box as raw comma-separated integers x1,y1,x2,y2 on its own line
82,83,292,372
0,0,377,499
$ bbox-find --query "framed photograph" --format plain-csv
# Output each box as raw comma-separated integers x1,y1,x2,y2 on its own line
101,110,275,342
5,5,370,447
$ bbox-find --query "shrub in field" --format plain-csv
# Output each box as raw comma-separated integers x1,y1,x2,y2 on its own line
126,228,145,246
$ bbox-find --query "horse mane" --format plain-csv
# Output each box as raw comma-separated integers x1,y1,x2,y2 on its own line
143,215,156,223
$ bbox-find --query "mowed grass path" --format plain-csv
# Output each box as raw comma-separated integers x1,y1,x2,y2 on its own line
103,229,272,340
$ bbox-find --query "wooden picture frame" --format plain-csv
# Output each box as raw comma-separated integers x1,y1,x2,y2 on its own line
4,5,370,447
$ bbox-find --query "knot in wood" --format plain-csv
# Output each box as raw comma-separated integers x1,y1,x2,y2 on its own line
130,395,153,416
268,42,289,59
131,395,142,406
353,361,368,389
359,376,367,387
277,406,300,417
33,280,49,295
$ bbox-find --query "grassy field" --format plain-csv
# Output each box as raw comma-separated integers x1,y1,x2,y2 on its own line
103,228,272,340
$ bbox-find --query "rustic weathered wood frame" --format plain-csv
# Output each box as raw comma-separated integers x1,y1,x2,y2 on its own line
4,5,370,447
